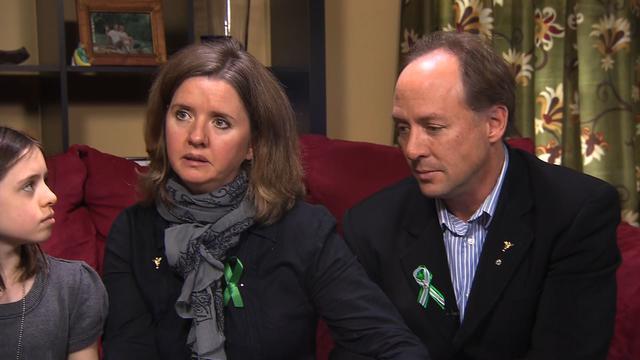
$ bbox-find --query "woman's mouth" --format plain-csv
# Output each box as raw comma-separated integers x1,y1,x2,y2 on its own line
183,154,210,164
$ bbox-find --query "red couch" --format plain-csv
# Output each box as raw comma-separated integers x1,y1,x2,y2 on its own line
43,135,640,360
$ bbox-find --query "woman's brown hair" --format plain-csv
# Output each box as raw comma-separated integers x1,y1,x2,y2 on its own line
0,126,48,290
140,38,305,224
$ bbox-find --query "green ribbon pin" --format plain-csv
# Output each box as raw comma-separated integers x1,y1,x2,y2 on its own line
223,257,244,308
413,265,445,310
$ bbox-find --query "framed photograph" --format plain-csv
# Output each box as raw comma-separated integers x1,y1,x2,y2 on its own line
76,0,167,66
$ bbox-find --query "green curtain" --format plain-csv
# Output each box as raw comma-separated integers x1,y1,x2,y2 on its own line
400,0,640,225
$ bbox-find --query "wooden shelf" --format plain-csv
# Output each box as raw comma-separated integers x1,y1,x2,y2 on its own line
0,64,60,74
66,65,158,74
0,0,326,155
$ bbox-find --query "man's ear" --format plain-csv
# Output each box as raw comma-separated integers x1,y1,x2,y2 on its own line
487,105,508,143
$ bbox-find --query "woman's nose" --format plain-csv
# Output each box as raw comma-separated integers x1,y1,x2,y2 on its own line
188,121,208,147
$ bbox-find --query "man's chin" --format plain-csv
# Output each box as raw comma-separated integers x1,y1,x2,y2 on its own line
416,182,446,199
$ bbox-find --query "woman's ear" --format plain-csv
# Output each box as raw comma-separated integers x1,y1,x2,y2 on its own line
245,146,254,161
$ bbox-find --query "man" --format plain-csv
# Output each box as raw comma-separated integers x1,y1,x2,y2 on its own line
344,31,620,360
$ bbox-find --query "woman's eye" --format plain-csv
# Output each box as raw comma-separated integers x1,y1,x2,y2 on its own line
212,117,230,129
175,110,190,121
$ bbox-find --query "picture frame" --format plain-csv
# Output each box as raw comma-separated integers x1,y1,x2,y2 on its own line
76,0,167,66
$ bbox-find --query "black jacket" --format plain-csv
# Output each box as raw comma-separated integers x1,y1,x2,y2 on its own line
103,200,428,359
344,147,621,360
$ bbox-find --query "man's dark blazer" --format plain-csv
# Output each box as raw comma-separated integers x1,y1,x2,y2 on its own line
344,146,621,360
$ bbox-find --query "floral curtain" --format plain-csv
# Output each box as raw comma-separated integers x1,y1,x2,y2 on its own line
400,0,640,225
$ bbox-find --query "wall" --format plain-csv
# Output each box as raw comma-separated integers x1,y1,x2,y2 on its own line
0,0,401,155
62,0,196,157
0,1,38,63
67,0,270,157
0,0,41,139
0,0,149,157
0,0,271,158
325,0,400,145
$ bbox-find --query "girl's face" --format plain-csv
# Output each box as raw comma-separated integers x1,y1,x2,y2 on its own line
0,147,57,246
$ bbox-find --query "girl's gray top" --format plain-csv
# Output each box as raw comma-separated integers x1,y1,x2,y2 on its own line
0,256,108,359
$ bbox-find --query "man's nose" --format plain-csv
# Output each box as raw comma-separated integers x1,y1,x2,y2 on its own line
403,128,430,161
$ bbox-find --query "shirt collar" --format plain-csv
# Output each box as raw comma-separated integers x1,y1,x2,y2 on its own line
436,144,510,231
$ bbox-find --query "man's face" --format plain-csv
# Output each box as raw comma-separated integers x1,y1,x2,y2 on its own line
392,50,506,210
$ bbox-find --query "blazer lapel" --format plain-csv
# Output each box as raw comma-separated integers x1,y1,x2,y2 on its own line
454,148,534,345
231,222,278,268
399,191,460,345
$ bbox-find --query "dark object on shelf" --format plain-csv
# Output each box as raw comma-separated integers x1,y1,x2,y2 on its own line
0,47,30,64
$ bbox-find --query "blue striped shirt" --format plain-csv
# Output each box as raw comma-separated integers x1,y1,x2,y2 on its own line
435,148,509,321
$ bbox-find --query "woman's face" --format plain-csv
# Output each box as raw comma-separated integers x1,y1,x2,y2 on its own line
165,76,253,194
0,147,57,246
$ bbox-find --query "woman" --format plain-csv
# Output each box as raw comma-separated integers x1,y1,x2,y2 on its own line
102,38,428,359
0,127,107,360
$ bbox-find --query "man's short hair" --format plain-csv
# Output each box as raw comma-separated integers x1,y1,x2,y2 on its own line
404,31,516,127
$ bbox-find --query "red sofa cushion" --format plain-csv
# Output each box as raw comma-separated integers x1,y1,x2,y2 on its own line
301,135,412,360
47,137,637,360
608,223,640,359
505,136,535,154
300,134,535,232
44,145,99,270
302,136,633,360
44,145,142,274
78,145,142,272
301,134,411,233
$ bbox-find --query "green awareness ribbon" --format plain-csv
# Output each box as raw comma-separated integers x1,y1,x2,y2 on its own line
223,257,244,308
413,265,445,310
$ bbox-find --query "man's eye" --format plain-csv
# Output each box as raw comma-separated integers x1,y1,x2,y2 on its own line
426,125,444,133
396,124,410,134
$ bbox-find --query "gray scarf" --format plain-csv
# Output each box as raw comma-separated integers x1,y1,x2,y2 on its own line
156,172,255,360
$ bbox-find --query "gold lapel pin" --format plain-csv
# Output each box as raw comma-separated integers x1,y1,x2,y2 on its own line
153,257,163,269
502,241,514,252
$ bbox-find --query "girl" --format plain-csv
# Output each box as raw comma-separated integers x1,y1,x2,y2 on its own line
0,127,108,360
